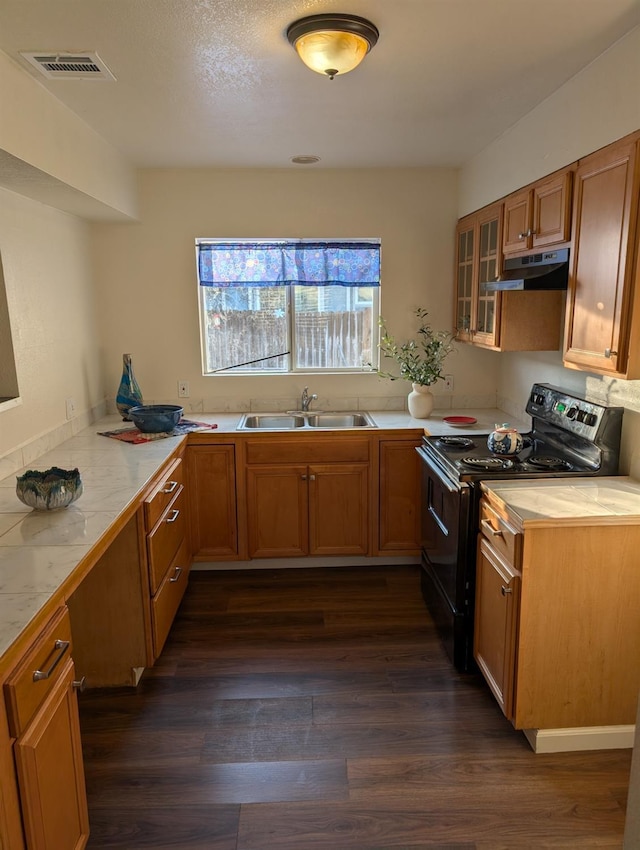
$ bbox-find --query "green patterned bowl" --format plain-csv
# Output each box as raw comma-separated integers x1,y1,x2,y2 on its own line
16,467,83,511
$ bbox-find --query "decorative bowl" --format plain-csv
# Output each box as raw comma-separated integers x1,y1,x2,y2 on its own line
16,467,83,511
128,404,184,433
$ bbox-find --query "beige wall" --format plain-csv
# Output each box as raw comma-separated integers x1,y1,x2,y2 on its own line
0,188,104,467
458,26,640,476
91,167,500,415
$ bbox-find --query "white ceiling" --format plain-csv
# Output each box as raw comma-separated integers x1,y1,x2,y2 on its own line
0,0,639,170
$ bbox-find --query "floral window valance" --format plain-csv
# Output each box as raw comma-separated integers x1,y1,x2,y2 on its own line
197,240,380,288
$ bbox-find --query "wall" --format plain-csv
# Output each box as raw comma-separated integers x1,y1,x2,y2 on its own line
458,26,640,475
0,188,105,472
90,167,500,415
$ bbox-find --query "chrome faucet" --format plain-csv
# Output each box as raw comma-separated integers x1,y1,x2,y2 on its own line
301,386,317,412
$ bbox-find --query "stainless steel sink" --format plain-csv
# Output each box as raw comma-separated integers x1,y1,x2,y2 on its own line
306,412,375,428
239,414,305,430
237,411,376,430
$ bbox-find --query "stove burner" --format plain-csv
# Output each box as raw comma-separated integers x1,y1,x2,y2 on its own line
437,436,475,450
461,456,515,470
526,455,573,471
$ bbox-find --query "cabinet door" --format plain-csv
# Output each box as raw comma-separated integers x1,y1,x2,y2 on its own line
564,136,639,376
474,204,502,348
532,169,572,249
454,216,476,342
378,440,420,553
14,659,89,850
188,445,238,558
246,465,308,558
474,537,520,720
502,188,531,255
308,464,369,556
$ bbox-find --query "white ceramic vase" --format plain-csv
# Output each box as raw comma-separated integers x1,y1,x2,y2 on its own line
407,383,434,419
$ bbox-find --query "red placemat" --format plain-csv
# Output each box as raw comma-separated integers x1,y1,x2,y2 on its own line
98,419,218,444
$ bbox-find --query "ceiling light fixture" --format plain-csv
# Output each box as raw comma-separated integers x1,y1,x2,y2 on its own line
286,14,379,80
290,155,321,164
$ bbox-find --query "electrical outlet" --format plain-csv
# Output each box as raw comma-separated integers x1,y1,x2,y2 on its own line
65,397,76,420
178,380,190,398
444,375,454,392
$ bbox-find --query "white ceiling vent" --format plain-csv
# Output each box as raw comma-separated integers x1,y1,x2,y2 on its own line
20,51,116,80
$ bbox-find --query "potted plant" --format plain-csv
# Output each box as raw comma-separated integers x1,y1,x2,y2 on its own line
376,307,455,418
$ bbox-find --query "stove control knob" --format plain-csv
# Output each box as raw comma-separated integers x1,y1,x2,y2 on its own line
567,406,578,420
585,412,598,427
576,409,586,422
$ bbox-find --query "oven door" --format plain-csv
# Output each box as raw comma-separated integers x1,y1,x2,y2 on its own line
416,446,473,671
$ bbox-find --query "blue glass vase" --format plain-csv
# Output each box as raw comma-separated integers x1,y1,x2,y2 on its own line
116,353,143,421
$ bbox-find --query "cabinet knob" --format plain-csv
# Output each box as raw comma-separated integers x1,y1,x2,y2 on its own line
309,474,316,481
501,585,513,596
72,676,87,692
604,348,618,358
301,474,307,480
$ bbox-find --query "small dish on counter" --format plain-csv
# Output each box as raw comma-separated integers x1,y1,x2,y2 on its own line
16,467,83,510
443,415,478,427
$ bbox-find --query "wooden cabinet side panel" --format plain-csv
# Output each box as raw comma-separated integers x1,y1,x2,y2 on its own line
515,525,640,730
14,659,89,850
378,440,421,553
246,465,308,558
0,700,25,850
308,464,369,556
67,512,150,687
188,445,238,558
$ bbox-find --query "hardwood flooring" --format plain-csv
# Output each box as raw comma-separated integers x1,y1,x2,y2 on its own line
78,565,631,849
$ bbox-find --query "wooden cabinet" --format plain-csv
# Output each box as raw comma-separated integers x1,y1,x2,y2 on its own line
378,438,421,553
503,168,573,255
455,202,502,347
474,502,521,719
475,490,640,732
4,607,89,850
563,130,640,378
244,436,369,559
143,455,191,658
455,201,562,351
188,444,238,559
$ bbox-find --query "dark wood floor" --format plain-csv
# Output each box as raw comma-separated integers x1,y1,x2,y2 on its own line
78,565,631,850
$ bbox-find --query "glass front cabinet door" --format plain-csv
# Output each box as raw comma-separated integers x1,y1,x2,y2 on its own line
454,203,503,349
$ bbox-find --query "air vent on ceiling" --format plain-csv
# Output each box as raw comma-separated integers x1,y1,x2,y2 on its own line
20,51,116,80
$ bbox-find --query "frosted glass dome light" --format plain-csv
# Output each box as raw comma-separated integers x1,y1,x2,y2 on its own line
286,14,379,80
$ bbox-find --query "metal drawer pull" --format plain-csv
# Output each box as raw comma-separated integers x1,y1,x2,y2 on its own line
481,519,503,537
166,509,180,523
73,677,87,692
162,480,178,494
501,585,513,596
169,566,183,583
33,639,70,681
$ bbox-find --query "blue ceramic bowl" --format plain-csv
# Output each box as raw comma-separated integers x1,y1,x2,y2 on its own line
16,467,83,511
128,404,183,433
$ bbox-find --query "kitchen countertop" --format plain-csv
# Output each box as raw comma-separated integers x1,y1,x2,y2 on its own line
482,477,640,527
0,407,528,665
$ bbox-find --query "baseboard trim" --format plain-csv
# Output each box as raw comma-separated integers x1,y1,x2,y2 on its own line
523,725,636,753
191,555,421,571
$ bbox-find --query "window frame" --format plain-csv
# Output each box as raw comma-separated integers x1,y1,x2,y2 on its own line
196,238,380,377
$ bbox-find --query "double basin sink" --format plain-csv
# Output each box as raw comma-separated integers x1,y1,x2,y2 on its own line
237,411,377,430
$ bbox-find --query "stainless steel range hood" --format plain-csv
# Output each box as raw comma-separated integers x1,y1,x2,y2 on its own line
482,248,569,291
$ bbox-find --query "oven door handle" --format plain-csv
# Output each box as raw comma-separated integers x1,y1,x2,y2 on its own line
415,446,465,494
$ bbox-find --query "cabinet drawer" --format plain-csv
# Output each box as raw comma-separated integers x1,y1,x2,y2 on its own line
147,486,186,594
144,457,184,530
4,607,73,737
245,437,370,465
151,538,190,656
479,499,521,566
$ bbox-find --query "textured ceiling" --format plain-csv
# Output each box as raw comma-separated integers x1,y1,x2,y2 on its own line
0,0,638,169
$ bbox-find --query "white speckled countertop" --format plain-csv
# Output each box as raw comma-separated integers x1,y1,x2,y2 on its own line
0,407,528,664
481,477,640,527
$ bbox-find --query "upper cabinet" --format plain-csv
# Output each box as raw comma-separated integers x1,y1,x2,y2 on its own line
563,131,640,378
455,202,502,348
454,201,562,352
502,168,573,256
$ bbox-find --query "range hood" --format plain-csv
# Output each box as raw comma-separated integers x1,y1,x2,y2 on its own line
482,248,569,291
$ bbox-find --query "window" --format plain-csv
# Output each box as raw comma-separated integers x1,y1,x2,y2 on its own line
196,239,380,375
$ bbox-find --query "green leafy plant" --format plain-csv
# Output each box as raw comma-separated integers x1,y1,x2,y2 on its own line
376,308,455,387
